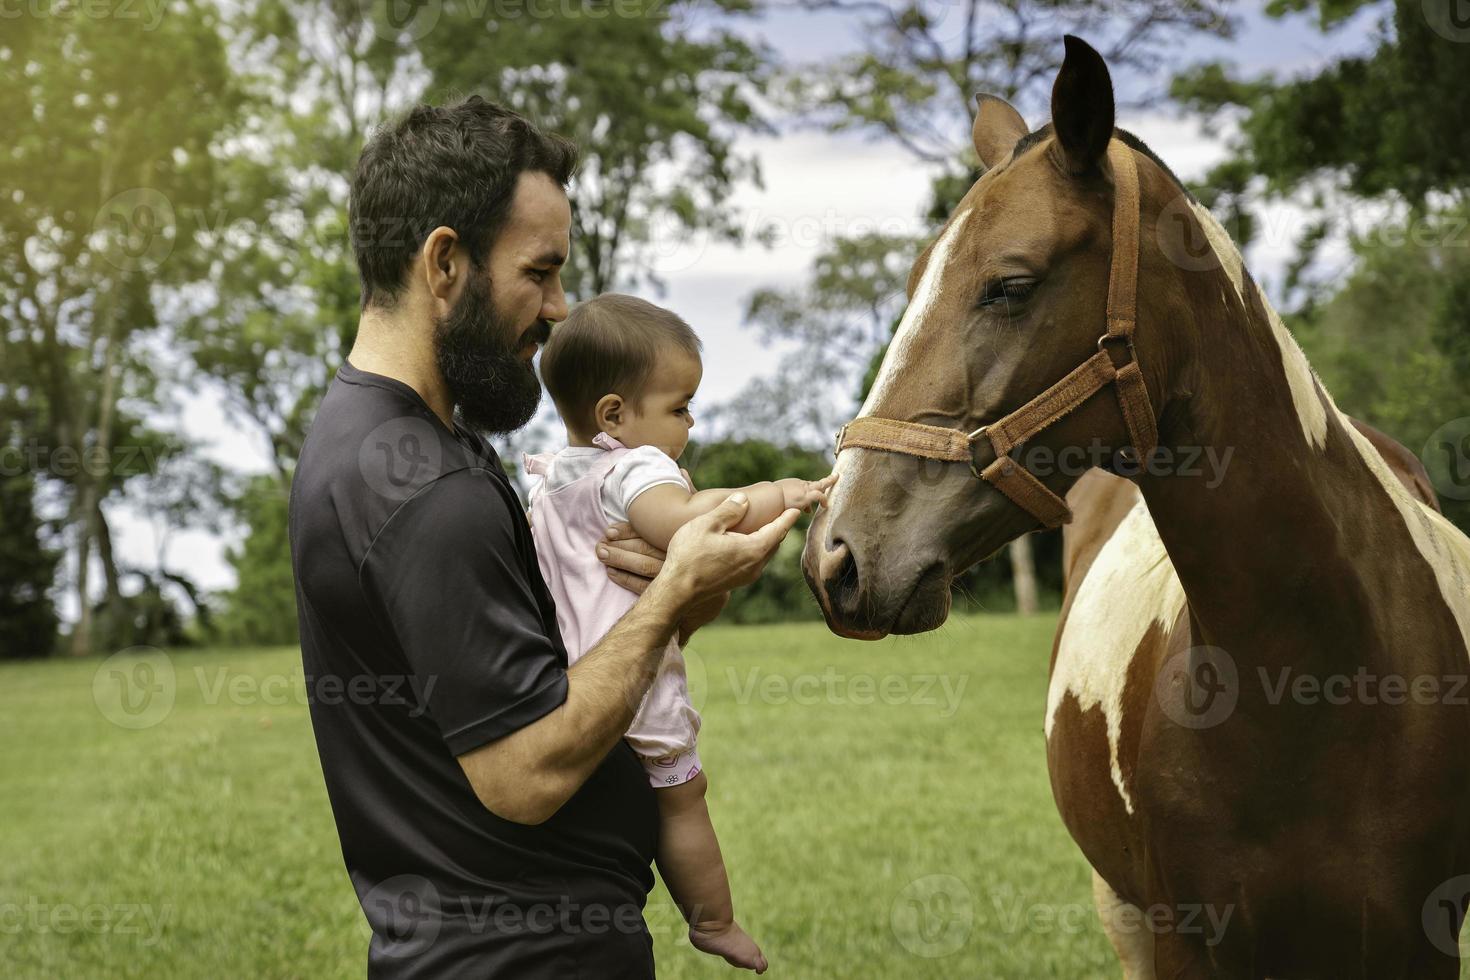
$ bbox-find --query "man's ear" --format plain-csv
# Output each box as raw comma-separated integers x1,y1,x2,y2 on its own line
421,226,462,305
1050,34,1115,175
594,393,625,432
972,94,1028,171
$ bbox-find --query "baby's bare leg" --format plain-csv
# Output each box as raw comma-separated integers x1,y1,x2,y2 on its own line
655,771,767,974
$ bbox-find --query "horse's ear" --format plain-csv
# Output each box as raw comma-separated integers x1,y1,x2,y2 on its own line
972,94,1028,171
1050,34,1115,175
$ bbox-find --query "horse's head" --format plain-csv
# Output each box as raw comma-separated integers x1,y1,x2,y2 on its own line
805,36,1198,639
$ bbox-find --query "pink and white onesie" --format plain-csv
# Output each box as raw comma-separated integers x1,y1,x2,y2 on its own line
523,432,702,788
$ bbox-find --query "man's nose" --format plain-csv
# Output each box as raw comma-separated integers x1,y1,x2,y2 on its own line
543,277,569,322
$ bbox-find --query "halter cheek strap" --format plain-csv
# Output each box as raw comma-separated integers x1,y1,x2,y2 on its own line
834,140,1158,530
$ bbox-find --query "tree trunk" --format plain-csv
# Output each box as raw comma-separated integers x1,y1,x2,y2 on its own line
94,500,127,646
1009,535,1039,616
69,514,95,656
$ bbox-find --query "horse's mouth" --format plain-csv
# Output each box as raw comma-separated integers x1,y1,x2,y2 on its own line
812,561,952,640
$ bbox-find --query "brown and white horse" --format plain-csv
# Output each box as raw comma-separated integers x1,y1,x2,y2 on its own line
803,35,1470,978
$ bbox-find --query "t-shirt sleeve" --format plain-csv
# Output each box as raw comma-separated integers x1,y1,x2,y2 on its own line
359,468,569,756
601,446,688,524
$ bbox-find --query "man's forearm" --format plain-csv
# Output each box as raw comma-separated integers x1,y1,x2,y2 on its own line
461,575,689,823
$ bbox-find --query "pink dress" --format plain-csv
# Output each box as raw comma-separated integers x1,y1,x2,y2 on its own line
523,433,702,788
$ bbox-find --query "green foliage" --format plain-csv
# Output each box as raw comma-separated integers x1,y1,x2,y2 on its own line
683,439,831,623
1292,206,1470,533
417,0,774,298
215,476,299,647
1,2,247,654
191,0,778,641
1174,1,1470,204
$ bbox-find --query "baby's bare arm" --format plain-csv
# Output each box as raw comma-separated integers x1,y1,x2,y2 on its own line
628,476,835,552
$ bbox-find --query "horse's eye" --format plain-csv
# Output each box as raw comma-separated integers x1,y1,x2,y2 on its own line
977,277,1038,309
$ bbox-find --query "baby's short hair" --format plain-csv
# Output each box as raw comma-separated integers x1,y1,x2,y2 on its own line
540,293,703,437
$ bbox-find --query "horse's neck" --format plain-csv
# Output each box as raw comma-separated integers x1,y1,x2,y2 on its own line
1134,256,1438,665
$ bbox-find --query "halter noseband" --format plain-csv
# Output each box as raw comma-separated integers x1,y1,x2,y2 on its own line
833,139,1158,529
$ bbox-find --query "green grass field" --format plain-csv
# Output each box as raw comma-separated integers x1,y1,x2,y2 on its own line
0,613,1128,978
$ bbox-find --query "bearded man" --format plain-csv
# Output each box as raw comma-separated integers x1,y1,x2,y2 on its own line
289,96,797,978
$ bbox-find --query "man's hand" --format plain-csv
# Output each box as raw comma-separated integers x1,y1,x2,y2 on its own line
597,524,664,594
596,525,728,642
661,493,800,602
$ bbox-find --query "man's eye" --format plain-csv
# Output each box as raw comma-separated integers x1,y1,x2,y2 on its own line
978,277,1038,309
528,268,548,282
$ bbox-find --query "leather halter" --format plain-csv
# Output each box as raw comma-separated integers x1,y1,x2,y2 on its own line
834,139,1158,529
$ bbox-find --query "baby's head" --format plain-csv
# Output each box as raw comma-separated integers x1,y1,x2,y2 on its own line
540,293,703,460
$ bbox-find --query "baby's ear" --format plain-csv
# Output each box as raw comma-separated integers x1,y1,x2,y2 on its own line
594,393,624,430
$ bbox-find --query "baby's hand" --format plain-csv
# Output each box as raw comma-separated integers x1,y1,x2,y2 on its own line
777,474,837,512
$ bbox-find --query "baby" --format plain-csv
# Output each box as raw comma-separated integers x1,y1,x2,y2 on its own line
524,293,834,973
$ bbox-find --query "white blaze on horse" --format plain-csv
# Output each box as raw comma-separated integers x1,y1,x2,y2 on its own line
803,34,1470,979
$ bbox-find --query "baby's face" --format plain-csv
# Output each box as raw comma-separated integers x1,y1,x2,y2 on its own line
617,348,702,460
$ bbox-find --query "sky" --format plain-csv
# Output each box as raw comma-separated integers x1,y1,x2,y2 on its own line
100,0,1389,612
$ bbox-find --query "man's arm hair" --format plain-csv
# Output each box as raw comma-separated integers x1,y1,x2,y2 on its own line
457,575,688,825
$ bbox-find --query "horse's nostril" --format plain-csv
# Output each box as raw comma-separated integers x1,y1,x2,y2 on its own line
823,537,859,609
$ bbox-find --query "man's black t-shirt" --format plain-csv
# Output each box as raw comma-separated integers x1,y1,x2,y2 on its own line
289,362,658,978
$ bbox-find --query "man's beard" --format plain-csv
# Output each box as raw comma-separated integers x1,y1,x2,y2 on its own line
434,273,549,436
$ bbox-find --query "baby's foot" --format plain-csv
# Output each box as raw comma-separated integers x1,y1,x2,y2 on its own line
689,920,768,974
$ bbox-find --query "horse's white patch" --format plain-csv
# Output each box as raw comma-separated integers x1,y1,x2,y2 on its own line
828,210,974,513
858,209,972,417
1186,200,1328,450
1187,200,1244,300
1048,498,1187,815
1338,410,1470,658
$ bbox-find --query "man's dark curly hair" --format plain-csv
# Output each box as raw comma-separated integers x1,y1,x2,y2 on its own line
348,95,577,310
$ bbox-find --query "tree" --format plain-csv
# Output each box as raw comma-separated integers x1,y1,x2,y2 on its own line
185,2,780,642
1,5,245,654
417,0,775,298
782,0,1232,166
